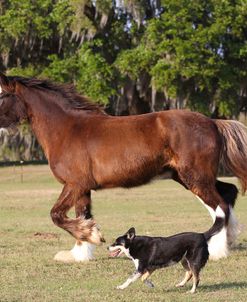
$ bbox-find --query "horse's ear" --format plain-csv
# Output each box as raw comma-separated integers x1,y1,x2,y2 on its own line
126,227,136,240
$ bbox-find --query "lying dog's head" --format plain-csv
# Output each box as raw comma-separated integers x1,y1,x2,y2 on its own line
108,227,136,258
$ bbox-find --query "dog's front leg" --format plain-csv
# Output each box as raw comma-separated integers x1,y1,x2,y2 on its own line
117,271,141,290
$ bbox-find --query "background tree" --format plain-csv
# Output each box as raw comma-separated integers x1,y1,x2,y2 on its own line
1,0,247,160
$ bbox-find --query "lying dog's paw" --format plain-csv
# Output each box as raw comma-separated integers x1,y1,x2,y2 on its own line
116,285,125,290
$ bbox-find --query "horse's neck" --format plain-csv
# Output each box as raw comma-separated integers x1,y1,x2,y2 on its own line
24,92,70,160
31,115,66,160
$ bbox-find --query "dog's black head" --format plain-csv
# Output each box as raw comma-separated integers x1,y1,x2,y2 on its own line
108,227,136,258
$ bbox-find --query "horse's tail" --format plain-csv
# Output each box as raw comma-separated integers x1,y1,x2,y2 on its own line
214,119,247,193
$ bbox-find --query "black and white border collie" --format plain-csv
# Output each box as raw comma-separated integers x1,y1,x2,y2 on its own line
108,224,223,293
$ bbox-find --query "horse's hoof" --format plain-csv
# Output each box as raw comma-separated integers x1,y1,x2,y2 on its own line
54,242,95,262
54,250,78,262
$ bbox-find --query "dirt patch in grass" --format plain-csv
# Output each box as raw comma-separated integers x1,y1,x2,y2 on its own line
33,232,60,239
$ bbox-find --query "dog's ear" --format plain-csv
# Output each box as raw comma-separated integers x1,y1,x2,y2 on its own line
126,227,135,240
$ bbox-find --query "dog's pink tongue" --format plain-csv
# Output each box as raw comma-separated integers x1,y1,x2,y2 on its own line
109,249,120,257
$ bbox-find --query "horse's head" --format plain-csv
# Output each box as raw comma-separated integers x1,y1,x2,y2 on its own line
0,73,27,129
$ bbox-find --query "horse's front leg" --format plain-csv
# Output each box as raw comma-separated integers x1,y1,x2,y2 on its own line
75,191,92,219
70,191,96,261
50,185,104,262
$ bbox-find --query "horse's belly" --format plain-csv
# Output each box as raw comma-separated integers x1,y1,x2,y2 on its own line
93,155,166,189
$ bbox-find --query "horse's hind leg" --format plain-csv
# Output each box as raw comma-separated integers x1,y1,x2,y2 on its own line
215,180,240,246
176,165,230,260
215,180,238,208
196,181,239,248
192,185,229,260
51,185,104,262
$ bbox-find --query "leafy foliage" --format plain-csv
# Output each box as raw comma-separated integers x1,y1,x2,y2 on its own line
1,0,247,160
1,0,246,116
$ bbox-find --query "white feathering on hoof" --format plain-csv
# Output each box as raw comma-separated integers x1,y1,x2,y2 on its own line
208,206,228,260
54,241,95,262
71,241,95,261
88,225,104,245
208,226,228,260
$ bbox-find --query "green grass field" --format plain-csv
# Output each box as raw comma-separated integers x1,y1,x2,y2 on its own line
0,165,246,302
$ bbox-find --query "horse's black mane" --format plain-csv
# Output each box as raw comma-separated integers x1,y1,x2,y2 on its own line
9,76,105,114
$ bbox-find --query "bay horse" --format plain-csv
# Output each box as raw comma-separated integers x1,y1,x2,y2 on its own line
0,72,246,262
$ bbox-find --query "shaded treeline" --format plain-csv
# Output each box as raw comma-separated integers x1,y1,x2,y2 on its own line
1,0,247,160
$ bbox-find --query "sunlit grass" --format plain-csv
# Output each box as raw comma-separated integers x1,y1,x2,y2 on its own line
0,166,246,301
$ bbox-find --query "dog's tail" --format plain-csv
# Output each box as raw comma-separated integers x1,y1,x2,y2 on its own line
203,217,224,242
